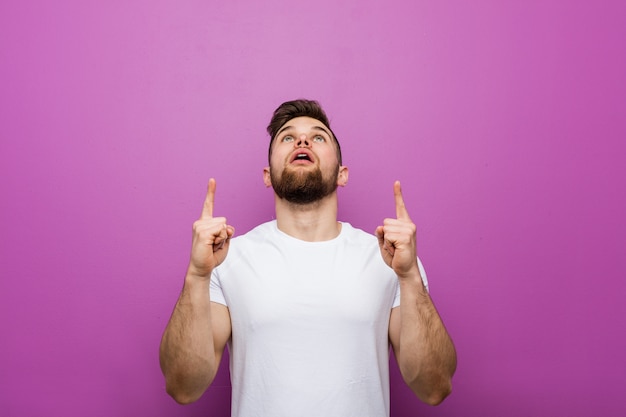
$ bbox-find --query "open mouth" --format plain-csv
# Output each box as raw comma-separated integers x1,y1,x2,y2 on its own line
290,151,314,164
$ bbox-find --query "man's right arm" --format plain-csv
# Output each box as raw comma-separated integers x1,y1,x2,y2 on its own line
159,179,234,404
159,273,231,404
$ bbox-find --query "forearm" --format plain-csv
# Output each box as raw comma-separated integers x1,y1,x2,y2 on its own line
394,270,457,405
159,273,218,404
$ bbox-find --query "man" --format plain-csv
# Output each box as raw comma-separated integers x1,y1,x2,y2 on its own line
159,99,456,416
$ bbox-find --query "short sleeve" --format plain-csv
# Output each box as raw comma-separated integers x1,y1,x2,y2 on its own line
418,257,429,291
209,269,227,306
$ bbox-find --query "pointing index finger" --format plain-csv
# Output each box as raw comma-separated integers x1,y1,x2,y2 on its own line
201,178,216,219
394,180,411,220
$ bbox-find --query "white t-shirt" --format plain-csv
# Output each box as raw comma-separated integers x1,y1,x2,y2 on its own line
210,221,427,417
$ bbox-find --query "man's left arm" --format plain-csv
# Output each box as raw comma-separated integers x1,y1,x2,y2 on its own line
376,181,457,406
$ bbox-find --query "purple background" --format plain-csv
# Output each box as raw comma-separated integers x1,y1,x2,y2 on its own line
1,1,625,416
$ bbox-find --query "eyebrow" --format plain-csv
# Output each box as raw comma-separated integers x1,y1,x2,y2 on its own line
276,124,333,139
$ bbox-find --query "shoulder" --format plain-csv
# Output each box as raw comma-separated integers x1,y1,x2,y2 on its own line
338,223,386,267
340,222,378,246
231,221,277,244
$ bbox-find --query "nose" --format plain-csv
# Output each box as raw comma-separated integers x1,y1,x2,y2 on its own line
296,134,310,147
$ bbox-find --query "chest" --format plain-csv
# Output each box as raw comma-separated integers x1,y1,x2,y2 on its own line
219,241,397,334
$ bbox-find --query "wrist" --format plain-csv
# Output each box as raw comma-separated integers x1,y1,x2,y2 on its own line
185,265,213,283
396,265,421,282
397,267,428,295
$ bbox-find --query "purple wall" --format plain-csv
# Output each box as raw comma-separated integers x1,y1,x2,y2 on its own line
1,1,625,416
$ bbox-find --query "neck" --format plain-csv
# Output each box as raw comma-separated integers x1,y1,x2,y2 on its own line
274,192,341,242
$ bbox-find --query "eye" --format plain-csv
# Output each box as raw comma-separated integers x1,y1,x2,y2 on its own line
282,135,295,143
313,135,326,143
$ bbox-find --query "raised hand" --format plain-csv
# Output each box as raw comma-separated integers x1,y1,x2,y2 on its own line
188,178,234,279
375,181,418,278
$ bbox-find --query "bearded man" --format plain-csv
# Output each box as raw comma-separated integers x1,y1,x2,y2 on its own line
159,99,457,417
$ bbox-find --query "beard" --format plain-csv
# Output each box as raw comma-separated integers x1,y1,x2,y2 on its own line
270,164,339,205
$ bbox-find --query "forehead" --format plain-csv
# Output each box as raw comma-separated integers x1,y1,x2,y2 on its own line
276,116,331,136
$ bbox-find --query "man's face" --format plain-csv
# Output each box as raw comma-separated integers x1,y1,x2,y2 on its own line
264,116,347,204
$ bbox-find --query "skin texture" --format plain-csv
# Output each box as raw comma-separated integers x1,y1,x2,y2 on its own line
159,116,456,406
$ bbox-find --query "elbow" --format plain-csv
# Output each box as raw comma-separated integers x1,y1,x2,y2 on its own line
407,353,457,406
166,382,205,405
166,389,199,405
421,380,452,406
406,373,453,406
164,373,211,405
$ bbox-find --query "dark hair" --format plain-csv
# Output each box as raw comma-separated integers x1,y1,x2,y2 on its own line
266,99,342,164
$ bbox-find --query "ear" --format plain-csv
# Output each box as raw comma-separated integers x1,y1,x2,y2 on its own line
263,167,272,187
337,166,349,187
